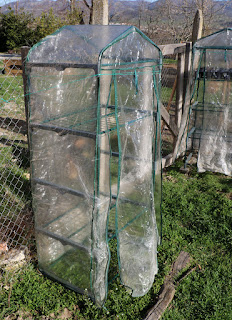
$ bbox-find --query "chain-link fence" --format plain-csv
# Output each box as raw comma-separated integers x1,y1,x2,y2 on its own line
161,55,177,157
0,52,34,270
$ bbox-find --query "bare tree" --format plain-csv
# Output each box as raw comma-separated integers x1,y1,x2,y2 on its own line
61,0,84,24
144,0,194,43
138,0,148,30
144,0,226,44
195,0,226,34
80,0,93,23
80,0,108,24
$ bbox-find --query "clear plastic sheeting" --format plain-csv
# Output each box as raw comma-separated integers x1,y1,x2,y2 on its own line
185,29,232,176
114,70,158,296
28,25,132,65
27,25,162,306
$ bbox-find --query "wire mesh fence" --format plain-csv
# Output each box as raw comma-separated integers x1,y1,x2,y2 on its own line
161,56,177,156
0,52,34,271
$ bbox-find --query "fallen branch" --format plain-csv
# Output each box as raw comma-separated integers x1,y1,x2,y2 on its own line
144,251,196,320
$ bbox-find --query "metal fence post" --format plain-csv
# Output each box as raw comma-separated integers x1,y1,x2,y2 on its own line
21,46,30,139
175,51,185,128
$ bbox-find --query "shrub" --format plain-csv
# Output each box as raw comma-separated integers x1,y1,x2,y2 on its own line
0,8,35,52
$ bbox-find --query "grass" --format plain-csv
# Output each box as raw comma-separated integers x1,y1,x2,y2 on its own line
45,249,92,292
0,75,24,118
163,58,177,65
0,160,231,319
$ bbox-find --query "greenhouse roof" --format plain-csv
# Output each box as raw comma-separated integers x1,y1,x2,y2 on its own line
27,25,145,65
194,28,232,49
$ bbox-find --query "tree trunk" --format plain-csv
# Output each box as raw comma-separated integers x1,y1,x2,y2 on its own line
91,0,108,25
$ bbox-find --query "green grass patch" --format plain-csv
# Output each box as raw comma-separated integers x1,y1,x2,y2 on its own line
0,75,24,118
0,161,231,319
163,58,177,65
161,86,176,104
161,162,232,320
44,248,92,292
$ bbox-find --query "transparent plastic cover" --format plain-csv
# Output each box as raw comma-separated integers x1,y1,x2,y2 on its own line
27,25,162,306
187,29,232,176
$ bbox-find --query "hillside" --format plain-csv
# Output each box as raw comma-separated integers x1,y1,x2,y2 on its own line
0,0,231,39
0,0,68,15
1,0,232,21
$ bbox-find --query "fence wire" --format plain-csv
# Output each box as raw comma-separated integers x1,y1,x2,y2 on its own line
0,0,33,270
0,52,34,271
161,57,177,156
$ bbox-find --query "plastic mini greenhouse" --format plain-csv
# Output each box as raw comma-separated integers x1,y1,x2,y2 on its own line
185,28,232,176
26,25,162,306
